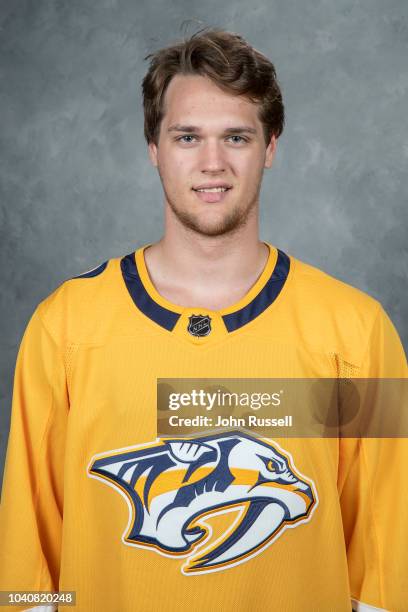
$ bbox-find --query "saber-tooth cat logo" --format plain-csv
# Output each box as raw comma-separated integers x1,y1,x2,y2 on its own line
87,431,318,575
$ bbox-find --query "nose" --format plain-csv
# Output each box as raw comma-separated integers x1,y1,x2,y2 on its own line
199,139,226,173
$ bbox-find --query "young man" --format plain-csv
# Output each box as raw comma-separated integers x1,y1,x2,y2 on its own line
0,28,407,612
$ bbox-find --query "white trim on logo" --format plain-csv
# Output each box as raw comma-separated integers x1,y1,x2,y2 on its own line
351,598,389,612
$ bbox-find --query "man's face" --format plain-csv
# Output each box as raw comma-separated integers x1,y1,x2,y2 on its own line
148,74,276,237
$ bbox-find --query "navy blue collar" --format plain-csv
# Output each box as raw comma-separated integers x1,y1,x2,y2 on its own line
120,247,290,333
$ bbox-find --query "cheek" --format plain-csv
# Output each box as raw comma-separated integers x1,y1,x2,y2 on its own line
158,155,194,194
163,150,191,175
237,159,263,183
233,150,263,172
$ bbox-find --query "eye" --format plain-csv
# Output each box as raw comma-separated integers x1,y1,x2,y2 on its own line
176,135,198,143
266,459,277,472
227,135,248,144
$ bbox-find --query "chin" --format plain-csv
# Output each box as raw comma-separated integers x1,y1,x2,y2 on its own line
168,196,252,236
184,214,248,237
193,225,235,237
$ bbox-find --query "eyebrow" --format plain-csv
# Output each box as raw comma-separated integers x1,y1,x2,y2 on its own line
167,124,257,135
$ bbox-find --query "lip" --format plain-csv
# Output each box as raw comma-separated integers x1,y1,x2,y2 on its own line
192,187,232,203
192,182,232,190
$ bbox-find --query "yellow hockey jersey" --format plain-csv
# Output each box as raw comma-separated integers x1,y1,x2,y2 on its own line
0,242,407,612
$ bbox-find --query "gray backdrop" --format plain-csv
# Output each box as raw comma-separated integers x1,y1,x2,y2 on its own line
1,0,407,486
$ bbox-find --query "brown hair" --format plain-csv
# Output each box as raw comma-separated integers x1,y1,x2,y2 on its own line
142,26,285,147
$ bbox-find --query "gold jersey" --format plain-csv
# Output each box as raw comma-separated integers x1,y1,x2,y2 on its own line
0,242,407,611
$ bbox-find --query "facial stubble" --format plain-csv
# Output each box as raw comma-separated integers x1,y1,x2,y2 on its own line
159,172,262,238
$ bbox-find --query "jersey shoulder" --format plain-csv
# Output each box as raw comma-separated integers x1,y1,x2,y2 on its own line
35,254,122,348
290,254,381,313
286,254,384,367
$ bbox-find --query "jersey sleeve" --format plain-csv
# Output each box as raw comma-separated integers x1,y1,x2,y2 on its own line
338,304,408,612
0,304,69,612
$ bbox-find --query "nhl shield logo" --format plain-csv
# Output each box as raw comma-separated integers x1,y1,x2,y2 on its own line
187,314,212,337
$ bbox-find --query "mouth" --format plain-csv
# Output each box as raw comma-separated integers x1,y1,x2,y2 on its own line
192,186,232,203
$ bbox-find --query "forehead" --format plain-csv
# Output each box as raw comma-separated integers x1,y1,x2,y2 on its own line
161,74,260,127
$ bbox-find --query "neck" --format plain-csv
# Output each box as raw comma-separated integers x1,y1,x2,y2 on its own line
143,205,270,310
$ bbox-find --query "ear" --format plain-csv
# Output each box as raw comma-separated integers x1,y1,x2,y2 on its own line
264,134,277,169
148,141,158,168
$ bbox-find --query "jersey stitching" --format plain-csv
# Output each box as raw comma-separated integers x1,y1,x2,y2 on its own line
33,310,65,590
33,356,58,590
360,439,385,609
357,304,383,371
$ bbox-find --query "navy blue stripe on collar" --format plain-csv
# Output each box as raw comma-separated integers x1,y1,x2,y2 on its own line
72,261,108,278
120,252,180,331
222,249,290,332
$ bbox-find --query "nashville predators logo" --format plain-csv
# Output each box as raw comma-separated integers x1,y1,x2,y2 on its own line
87,431,318,575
